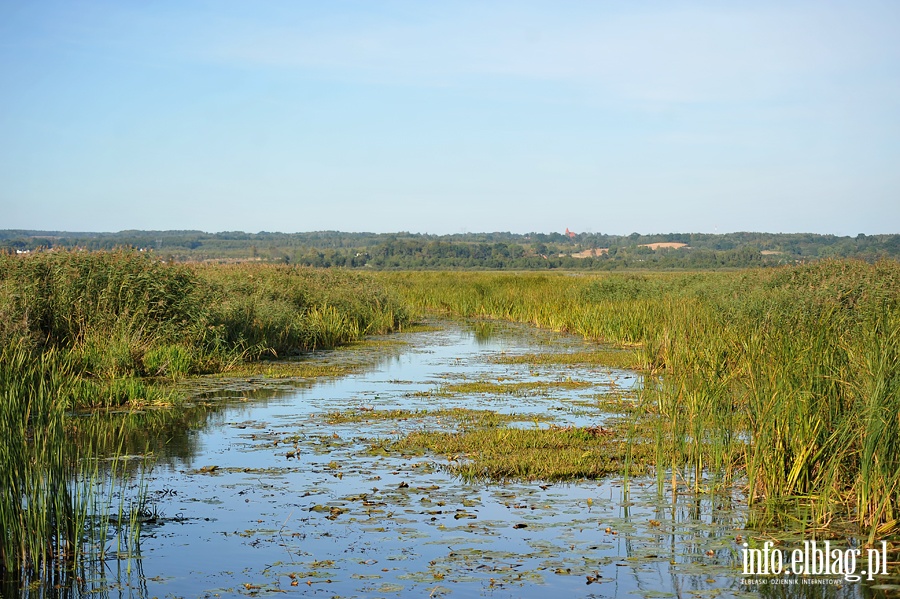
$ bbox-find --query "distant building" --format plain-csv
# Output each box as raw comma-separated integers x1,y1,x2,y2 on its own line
565,228,576,238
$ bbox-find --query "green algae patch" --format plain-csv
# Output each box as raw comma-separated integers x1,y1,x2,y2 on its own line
217,338,407,379
217,360,363,379
590,393,642,413
437,379,593,397
489,349,642,370
389,424,653,481
324,407,549,428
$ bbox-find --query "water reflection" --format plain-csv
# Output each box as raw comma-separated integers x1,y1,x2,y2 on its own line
15,319,898,598
72,406,215,468
471,319,499,345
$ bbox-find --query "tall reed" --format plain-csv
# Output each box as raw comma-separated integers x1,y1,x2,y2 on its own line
0,251,408,585
0,344,75,576
378,261,900,536
198,263,407,360
0,252,409,407
0,341,146,583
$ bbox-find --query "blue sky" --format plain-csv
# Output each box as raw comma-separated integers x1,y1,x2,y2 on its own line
1,1,898,235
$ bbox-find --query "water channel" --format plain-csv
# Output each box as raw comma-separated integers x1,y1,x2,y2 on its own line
43,319,896,598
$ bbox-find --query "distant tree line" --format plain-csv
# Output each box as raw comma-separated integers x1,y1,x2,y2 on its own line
1,229,897,269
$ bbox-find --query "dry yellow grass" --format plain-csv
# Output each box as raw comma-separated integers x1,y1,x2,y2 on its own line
570,248,609,258
639,242,688,250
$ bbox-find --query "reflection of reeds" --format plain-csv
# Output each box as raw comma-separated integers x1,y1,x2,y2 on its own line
379,261,900,538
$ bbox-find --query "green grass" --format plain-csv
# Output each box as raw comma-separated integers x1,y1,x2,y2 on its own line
0,250,411,581
0,344,74,575
0,251,410,408
376,261,900,537
0,343,144,578
196,262,409,360
3,251,898,547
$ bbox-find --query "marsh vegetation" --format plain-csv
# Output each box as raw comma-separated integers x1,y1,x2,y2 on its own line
1,251,898,595
0,251,408,408
0,251,407,582
380,262,900,540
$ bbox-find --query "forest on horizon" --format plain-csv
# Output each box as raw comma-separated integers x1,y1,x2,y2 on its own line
2,229,898,270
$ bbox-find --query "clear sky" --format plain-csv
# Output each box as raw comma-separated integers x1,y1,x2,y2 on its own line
1,1,898,235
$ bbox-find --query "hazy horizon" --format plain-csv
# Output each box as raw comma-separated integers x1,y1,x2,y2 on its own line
4,227,895,238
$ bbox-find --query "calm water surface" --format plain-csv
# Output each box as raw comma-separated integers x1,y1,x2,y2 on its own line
52,320,892,598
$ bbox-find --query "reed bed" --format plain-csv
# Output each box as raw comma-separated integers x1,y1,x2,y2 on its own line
378,261,900,537
196,262,408,361
0,343,143,579
0,344,75,576
0,250,409,581
0,251,409,408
